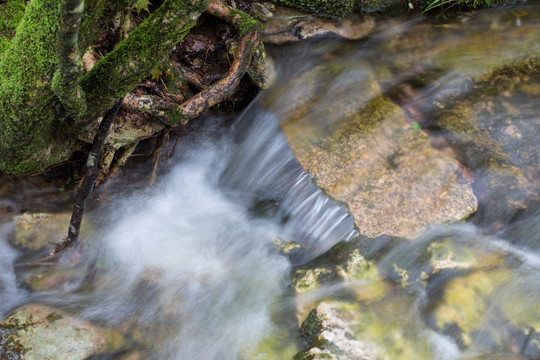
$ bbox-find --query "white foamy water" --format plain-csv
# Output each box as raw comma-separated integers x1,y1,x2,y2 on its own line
74,130,293,359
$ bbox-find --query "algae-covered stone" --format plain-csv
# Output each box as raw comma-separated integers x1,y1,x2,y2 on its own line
424,266,540,356
0,304,126,360
378,224,513,288
296,295,439,360
425,269,513,350
283,95,477,238
12,211,90,251
291,236,384,297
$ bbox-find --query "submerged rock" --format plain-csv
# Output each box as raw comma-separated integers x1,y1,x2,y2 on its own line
12,212,89,252
291,236,385,297
432,63,540,226
0,304,125,360
378,225,513,288
282,95,478,238
423,268,540,358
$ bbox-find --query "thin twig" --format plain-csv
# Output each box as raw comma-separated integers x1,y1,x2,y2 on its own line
49,97,124,257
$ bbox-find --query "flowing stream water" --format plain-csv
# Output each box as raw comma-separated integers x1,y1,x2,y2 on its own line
1,2,540,359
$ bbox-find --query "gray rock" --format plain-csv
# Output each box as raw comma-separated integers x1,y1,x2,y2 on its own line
0,304,125,360
12,212,90,252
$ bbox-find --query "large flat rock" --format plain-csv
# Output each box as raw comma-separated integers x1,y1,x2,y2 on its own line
282,95,477,238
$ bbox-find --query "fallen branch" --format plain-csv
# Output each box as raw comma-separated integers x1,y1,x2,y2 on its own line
49,98,124,256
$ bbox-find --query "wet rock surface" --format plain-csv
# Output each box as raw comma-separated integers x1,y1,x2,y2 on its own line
0,304,125,360
262,6,375,44
431,65,540,227
12,211,90,252
282,94,477,238
296,294,437,360
291,236,385,296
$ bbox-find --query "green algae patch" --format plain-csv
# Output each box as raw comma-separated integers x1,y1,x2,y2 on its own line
427,269,514,349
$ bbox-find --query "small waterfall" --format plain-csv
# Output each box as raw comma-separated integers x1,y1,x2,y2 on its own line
221,100,358,263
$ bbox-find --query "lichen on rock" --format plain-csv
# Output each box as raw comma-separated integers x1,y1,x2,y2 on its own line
0,304,126,360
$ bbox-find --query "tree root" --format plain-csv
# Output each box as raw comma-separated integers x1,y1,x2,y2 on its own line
71,0,262,184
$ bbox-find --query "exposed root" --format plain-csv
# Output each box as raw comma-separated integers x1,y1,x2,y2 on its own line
71,0,262,185
114,0,261,126
171,0,260,122
173,62,209,91
122,93,175,120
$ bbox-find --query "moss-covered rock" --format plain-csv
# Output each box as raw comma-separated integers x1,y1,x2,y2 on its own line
0,0,79,174
0,304,126,360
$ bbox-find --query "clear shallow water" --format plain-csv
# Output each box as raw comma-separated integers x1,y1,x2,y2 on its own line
1,2,540,359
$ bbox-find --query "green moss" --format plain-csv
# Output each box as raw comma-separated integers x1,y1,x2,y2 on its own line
418,0,508,12
0,0,76,174
270,0,355,18
300,309,324,345
79,0,131,51
228,8,260,36
359,0,402,12
0,0,27,39
81,0,209,119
